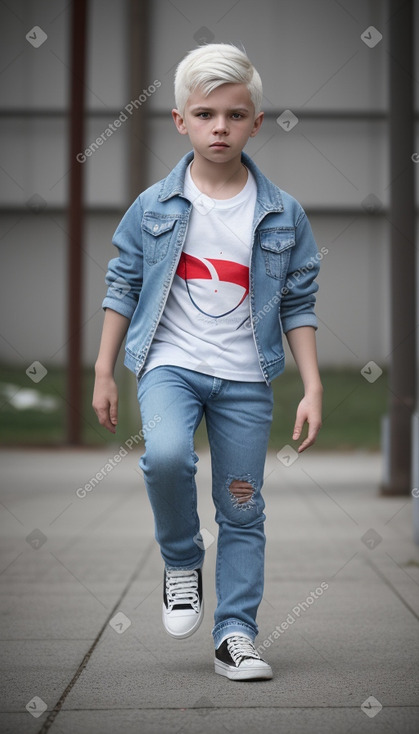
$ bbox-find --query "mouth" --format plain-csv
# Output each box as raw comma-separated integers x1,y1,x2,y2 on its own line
210,142,229,148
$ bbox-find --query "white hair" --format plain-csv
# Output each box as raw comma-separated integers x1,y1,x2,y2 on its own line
174,43,263,117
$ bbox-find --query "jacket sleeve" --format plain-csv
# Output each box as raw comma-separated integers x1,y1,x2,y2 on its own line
101,196,144,320
280,208,320,333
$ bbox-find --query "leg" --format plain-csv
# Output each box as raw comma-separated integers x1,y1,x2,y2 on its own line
204,379,273,648
137,365,205,570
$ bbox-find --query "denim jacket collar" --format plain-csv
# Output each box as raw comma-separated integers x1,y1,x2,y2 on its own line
158,151,284,215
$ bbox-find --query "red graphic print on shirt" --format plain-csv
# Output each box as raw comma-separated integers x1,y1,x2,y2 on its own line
176,252,249,318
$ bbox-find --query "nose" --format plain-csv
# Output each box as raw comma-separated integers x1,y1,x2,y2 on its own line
212,115,228,134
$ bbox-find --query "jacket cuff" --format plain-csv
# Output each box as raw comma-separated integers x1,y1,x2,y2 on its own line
102,295,136,320
281,313,318,333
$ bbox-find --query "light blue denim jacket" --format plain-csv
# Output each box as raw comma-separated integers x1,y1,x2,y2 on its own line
103,151,320,384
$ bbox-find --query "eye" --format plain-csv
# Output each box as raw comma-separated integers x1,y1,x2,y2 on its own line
231,112,244,119
197,112,210,119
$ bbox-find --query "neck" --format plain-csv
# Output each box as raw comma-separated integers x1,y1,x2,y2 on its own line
190,152,247,199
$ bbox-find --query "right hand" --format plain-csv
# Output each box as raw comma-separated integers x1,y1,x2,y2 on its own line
92,373,119,433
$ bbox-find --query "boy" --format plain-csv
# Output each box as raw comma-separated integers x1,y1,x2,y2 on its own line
93,43,322,681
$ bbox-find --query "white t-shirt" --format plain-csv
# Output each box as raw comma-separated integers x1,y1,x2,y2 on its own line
143,162,263,381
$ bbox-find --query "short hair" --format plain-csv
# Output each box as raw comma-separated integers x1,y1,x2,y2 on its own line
174,43,263,117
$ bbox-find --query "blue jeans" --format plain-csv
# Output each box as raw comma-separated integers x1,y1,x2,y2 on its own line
137,365,273,648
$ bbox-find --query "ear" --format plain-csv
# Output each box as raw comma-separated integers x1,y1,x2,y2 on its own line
249,111,264,138
172,109,189,135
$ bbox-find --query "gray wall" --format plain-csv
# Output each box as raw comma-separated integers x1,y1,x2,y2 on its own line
0,0,418,369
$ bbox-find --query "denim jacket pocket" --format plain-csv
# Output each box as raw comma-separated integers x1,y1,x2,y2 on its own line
259,228,295,280
142,214,177,265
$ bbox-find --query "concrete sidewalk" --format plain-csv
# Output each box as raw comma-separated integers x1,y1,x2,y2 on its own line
0,447,418,734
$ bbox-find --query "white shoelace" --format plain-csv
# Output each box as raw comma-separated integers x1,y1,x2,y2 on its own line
226,635,261,664
165,570,200,613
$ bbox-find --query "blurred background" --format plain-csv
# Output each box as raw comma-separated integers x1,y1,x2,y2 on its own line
0,0,417,484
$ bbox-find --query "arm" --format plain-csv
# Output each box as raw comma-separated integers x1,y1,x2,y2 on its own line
92,308,130,433
286,325,322,453
94,195,144,433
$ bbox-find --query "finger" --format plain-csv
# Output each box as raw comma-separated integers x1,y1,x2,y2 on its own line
292,414,306,441
293,424,302,440
298,422,321,453
292,412,307,441
103,408,117,433
297,437,312,453
109,401,118,426
105,417,117,434
95,405,116,434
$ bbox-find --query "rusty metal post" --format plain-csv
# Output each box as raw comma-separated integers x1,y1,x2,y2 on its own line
128,0,150,199
117,0,151,432
67,0,87,444
382,0,416,494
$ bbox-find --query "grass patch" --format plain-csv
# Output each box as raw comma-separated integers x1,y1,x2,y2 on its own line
269,368,386,452
0,364,386,451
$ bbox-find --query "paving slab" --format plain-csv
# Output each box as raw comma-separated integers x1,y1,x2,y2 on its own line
31,707,419,734
0,448,418,734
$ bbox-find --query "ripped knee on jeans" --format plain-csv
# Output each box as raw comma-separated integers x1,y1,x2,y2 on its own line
229,479,255,506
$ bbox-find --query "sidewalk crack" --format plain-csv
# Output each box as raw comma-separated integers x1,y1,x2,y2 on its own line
35,538,155,733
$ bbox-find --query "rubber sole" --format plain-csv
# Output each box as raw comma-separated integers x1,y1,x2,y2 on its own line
214,658,273,680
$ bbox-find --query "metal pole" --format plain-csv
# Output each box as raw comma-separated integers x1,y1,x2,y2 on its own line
67,0,87,444
118,0,151,433
128,0,150,199
382,0,416,495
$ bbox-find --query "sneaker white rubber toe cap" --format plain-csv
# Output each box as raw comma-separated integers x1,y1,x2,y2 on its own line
162,600,204,639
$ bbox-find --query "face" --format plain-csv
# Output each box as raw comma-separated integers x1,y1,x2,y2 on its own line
172,83,263,165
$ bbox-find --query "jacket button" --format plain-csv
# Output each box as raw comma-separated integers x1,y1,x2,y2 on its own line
153,224,159,232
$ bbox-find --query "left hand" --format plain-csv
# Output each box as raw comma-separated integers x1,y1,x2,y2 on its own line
292,391,323,453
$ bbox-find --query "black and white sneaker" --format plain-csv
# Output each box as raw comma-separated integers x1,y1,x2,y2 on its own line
162,567,204,639
215,635,273,680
